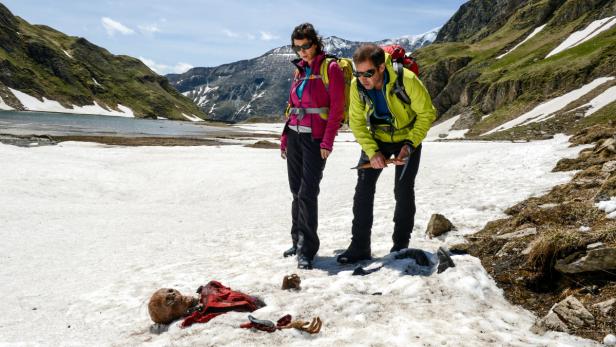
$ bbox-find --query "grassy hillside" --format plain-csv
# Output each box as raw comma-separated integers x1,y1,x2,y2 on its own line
415,0,616,139
0,3,204,120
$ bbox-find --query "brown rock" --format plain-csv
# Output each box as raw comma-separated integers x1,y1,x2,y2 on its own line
426,214,455,238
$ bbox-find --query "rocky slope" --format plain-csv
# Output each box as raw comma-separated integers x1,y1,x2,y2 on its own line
417,0,616,139
166,31,438,123
0,3,204,120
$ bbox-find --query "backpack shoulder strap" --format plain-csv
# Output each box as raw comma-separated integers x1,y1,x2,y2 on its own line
320,57,335,88
392,62,411,105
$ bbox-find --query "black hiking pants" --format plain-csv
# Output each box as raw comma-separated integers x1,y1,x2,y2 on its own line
350,141,422,251
286,130,326,260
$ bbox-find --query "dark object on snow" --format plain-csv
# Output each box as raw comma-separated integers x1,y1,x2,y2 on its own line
352,265,383,276
437,246,456,273
181,281,265,328
395,248,432,266
240,314,291,332
241,314,322,334
281,274,301,290
149,323,169,334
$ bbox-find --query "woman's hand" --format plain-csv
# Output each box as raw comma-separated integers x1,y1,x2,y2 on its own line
320,149,330,160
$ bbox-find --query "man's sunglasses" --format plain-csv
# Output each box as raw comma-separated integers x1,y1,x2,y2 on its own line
292,43,313,52
353,69,376,78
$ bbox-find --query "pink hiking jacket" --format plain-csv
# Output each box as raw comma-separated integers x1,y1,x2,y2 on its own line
280,52,345,152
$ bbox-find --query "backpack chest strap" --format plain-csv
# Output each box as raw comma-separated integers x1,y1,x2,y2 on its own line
288,107,329,121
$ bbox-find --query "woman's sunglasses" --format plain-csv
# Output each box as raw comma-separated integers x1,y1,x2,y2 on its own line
292,43,313,52
352,69,376,78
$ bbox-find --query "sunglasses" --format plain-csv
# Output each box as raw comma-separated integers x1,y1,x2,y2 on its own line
353,69,376,78
292,42,313,52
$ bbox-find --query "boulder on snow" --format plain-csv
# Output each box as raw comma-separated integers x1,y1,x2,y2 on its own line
552,296,595,328
531,311,569,334
554,247,616,274
426,214,455,238
531,296,595,334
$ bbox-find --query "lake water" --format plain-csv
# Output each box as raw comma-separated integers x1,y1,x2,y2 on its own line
0,110,238,138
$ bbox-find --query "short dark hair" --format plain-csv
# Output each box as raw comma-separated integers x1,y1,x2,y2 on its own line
291,23,323,55
353,44,385,67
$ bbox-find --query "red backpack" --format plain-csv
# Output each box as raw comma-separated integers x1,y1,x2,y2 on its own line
380,44,419,105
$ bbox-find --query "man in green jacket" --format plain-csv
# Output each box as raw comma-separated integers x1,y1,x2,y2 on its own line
337,44,436,264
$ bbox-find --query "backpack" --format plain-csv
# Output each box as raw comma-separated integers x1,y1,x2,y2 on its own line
321,54,354,125
379,44,420,105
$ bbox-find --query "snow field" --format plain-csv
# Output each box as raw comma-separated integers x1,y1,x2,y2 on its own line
0,133,597,346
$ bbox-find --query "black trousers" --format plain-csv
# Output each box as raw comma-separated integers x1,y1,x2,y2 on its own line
286,130,326,259
350,141,422,250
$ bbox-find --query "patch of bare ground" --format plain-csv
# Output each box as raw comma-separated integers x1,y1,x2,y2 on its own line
465,121,616,342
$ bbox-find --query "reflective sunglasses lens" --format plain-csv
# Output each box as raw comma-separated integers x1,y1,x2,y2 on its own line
353,69,375,78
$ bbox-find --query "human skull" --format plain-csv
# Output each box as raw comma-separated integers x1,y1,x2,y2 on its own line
147,288,198,324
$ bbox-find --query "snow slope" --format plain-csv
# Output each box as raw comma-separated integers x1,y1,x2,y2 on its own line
8,88,135,117
0,133,596,346
546,16,616,58
483,77,614,135
497,24,546,59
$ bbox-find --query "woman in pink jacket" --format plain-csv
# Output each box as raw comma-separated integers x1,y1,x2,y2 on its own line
280,23,345,270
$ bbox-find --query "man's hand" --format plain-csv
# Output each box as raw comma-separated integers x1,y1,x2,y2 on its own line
370,152,387,169
320,149,331,160
281,150,287,160
393,144,412,165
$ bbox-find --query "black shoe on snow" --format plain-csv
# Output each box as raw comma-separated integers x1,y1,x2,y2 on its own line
283,246,297,258
297,256,313,270
389,243,409,253
337,248,371,264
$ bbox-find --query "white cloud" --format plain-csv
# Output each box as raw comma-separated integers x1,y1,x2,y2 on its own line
101,17,135,36
139,57,193,75
138,24,161,35
259,31,278,41
222,29,240,38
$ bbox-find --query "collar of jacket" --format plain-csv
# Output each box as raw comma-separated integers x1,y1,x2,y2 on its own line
291,52,327,73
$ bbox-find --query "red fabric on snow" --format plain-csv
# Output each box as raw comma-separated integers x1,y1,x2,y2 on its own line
181,281,262,328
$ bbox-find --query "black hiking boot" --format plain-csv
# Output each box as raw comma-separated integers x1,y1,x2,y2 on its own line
337,247,371,264
389,243,409,253
297,255,313,270
283,246,297,258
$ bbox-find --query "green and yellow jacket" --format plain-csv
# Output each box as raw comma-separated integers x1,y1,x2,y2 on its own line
349,53,437,159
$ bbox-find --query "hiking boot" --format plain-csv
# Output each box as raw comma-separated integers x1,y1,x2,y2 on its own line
297,255,313,270
283,246,297,258
337,247,371,264
389,243,409,253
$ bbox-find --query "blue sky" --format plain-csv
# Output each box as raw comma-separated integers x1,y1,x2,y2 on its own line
2,0,467,74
